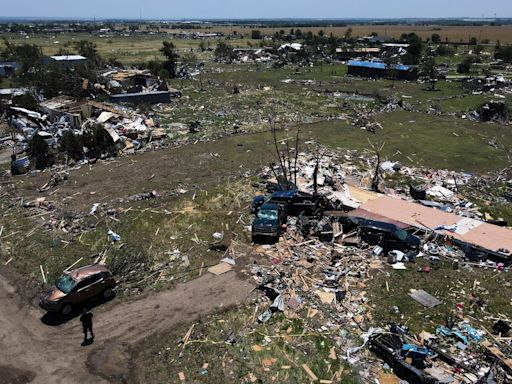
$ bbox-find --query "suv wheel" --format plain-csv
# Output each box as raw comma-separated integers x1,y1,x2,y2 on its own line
61,303,73,316
102,288,113,299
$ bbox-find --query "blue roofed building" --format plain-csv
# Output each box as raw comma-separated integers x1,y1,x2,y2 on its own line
347,60,418,81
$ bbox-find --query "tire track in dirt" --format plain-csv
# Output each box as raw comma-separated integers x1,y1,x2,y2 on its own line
0,268,254,384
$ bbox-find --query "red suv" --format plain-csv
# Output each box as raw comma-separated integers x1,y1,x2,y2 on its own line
39,264,116,315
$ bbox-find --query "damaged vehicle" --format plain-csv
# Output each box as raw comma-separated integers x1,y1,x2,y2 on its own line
39,264,116,315
345,216,422,252
251,202,287,243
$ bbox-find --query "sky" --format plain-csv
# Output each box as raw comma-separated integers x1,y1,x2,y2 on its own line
1,0,511,20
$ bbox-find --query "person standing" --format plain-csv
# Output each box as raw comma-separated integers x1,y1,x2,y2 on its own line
80,308,94,342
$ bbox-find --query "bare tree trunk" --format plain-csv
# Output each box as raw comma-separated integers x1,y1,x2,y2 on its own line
371,151,381,193
271,117,288,184
293,127,300,186
285,140,292,183
313,157,319,195
269,162,280,182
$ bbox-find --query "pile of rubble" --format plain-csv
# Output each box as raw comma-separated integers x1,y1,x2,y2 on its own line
246,148,512,382
4,98,171,173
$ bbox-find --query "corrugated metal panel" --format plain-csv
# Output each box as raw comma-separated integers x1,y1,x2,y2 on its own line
347,60,411,71
50,55,87,61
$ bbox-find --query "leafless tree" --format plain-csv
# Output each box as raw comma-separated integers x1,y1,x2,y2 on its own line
368,139,385,193
269,101,301,189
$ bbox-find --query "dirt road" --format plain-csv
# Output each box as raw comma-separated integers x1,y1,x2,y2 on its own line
0,268,254,384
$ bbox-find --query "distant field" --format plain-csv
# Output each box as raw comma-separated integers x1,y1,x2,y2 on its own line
164,24,512,44
2,24,511,67
1,33,251,64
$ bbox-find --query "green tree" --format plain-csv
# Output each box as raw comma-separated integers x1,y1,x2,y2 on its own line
420,56,438,90
158,68,170,78
251,30,262,40
469,37,478,45
60,131,83,162
12,93,38,110
495,44,512,63
28,135,53,170
436,44,455,56
214,41,234,63
160,41,179,78
74,40,103,67
83,125,116,159
457,57,473,74
344,28,353,41
182,51,198,68
402,33,423,65
431,33,441,43
146,59,164,76
1,38,43,72
474,45,484,55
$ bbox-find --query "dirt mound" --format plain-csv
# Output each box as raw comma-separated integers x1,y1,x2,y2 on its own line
87,343,131,383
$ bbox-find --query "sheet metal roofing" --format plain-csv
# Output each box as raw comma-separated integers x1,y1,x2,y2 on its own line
50,55,87,61
360,195,512,257
348,60,411,71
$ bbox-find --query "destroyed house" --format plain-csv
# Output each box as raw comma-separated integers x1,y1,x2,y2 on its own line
336,48,381,61
347,60,418,81
0,88,29,101
106,70,158,90
359,195,512,262
39,96,87,129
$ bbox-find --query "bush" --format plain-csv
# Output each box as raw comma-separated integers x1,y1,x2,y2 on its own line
12,93,38,111
457,57,473,74
82,125,116,159
495,45,512,63
251,30,262,40
436,45,455,57
60,131,83,161
28,135,54,170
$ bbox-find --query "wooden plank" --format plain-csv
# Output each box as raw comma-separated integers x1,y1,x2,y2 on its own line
207,262,233,275
302,363,318,382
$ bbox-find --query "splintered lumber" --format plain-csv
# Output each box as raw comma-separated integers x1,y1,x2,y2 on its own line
182,323,195,346
302,364,319,381
88,100,133,118
64,257,83,272
40,265,47,284
481,340,512,371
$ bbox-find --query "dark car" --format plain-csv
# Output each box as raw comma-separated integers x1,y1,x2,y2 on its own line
251,202,287,242
39,264,116,315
